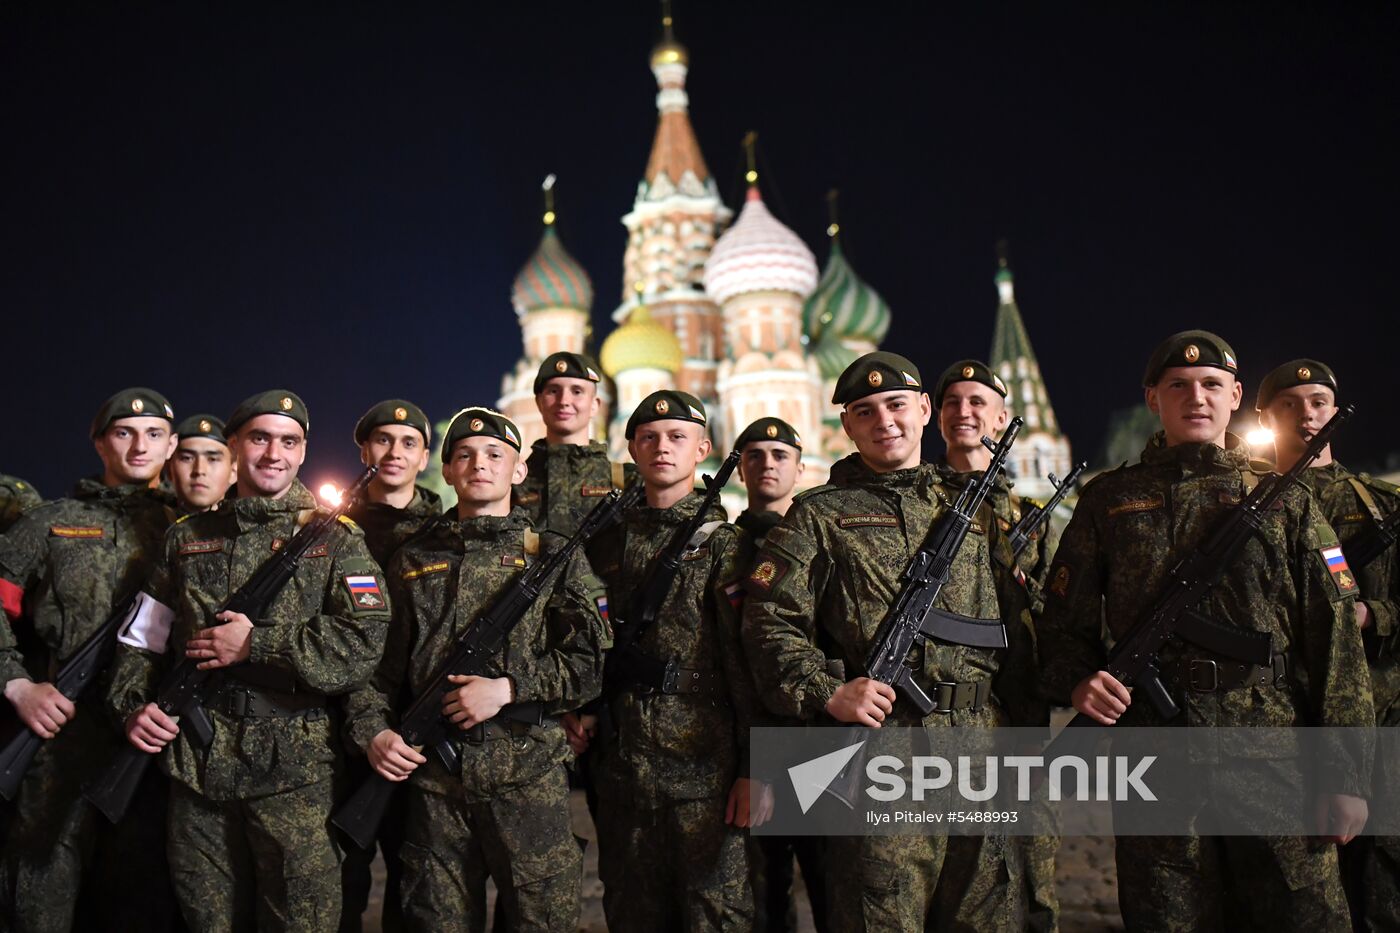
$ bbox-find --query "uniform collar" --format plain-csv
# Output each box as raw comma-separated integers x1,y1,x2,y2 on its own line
71,476,175,507
230,480,317,527
442,505,529,543
1139,431,1250,473
737,508,783,538
829,453,933,492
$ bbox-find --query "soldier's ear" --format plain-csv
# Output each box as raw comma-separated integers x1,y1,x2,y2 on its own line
1145,386,1160,414
1229,378,1243,412
510,455,528,486
917,393,932,426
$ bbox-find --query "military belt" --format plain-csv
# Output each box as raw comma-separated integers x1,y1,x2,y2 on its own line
459,701,559,745
926,680,991,713
1163,653,1288,693
632,664,727,699
205,681,328,720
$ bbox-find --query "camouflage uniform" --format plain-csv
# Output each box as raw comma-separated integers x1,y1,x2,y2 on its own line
1299,462,1400,930
347,484,443,569
1037,433,1373,931
513,438,633,536
107,480,390,932
587,492,756,932
0,475,42,533
742,454,1045,933
345,506,607,931
0,479,179,933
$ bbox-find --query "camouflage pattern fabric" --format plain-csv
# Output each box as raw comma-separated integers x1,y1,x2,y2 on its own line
0,474,42,533
347,484,442,568
1037,433,1372,930
1300,461,1400,930
586,492,755,931
741,453,1044,932
513,439,634,536
344,507,606,927
0,479,178,932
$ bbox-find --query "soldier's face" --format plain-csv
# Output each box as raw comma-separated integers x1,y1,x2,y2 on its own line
841,391,931,473
628,421,711,489
1146,366,1242,447
170,438,233,509
1261,384,1337,462
231,415,306,498
442,436,526,507
937,383,1009,453
360,425,429,492
537,378,600,436
94,417,177,485
739,442,803,505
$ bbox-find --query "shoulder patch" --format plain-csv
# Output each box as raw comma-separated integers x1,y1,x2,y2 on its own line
49,525,104,539
343,573,386,609
1047,562,1072,600
836,513,899,529
1320,545,1360,599
746,554,791,594
401,561,450,581
336,515,363,535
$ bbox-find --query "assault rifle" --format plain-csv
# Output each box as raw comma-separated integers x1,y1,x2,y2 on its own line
826,418,1023,807
1344,506,1400,571
602,448,741,695
1046,404,1354,759
1008,461,1087,559
84,466,377,823
332,483,640,850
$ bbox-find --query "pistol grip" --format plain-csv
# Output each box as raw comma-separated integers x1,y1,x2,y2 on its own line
183,701,215,748
894,668,934,717
1141,671,1180,721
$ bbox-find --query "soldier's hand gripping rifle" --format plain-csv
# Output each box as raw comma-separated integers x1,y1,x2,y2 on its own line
1008,460,1087,559
331,483,640,851
601,448,741,695
826,418,1023,807
1046,404,1354,760
83,466,378,824
0,592,143,800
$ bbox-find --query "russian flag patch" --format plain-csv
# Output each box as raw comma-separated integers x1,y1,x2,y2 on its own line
344,574,385,609
724,581,745,609
1321,546,1358,596
596,595,609,622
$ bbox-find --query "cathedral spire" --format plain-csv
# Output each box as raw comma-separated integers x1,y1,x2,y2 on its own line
989,241,1059,437
642,0,711,192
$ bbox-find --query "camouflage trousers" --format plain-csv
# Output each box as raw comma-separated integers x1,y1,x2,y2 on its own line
1340,835,1400,932
596,790,752,932
397,765,581,932
167,777,342,933
828,832,1021,933
749,833,829,933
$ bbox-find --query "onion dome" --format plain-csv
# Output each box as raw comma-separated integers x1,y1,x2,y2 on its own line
651,4,688,68
802,238,891,345
600,304,683,378
810,331,862,381
510,226,593,316
702,187,818,306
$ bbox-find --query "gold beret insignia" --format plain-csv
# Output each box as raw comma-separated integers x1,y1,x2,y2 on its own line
962,366,975,379
131,398,144,413
1297,366,1311,380
393,406,407,421
1183,344,1200,363
655,399,670,414
280,397,294,411
867,370,883,387
469,418,484,431
555,360,568,373
766,424,778,438
198,419,211,433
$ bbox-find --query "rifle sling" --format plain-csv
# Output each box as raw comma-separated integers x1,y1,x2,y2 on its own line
1348,477,1387,525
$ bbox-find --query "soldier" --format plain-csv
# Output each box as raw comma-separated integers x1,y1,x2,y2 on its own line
340,398,440,933
345,406,608,930
733,416,827,933
108,390,391,931
933,360,1059,932
1257,359,1400,930
0,387,179,932
742,351,1044,933
168,414,233,513
1037,332,1373,930
585,390,759,931
0,473,42,532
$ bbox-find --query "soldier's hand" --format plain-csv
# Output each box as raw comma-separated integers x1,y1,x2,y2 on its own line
4,678,76,739
368,729,427,782
187,611,253,669
562,712,598,756
1071,671,1131,725
726,777,774,828
1355,602,1373,630
125,702,179,753
826,678,896,727
443,674,512,730
1316,792,1369,844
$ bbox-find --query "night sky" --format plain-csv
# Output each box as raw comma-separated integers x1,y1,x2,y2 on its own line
3,2,1396,496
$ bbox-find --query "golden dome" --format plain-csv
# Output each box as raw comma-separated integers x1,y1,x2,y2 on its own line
650,39,688,68
600,305,683,377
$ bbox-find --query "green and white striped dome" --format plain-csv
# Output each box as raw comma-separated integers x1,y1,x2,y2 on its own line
511,227,593,316
810,331,862,381
802,240,891,345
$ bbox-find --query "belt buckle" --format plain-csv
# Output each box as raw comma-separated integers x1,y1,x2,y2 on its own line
464,723,486,746
933,681,956,713
1188,659,1218,692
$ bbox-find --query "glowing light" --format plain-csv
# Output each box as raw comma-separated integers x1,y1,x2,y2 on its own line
745,170,758,183
542,210,556,225
1245,428,1275,447
318,483,344,506
826,223,840,237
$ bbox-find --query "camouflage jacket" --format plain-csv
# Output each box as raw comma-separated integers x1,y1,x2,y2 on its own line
741,454,1045,730
587,492,755,803
345,507,609,799
735,508,783,548
348,483,443,567
1037,435,1373,775
106,480,390,801
0,478,175,686
0,473,43,532
1300,461,1400,719
513,439,635,535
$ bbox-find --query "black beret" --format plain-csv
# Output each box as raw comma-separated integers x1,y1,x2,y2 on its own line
442,407,522,460
91,387,174,438
735,416,802,451
1255,359,1338,411
225,390,309,437
625,390,707,440
832,352,923,406
354,399,431,446
1142,330,1238,387
173,414,227,445
534,352,603,395
933,360,1008,408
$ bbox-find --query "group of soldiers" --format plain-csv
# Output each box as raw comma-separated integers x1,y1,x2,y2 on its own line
0,329,1394,933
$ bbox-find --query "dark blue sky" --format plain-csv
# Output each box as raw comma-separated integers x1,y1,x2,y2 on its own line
2,2,1396,494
